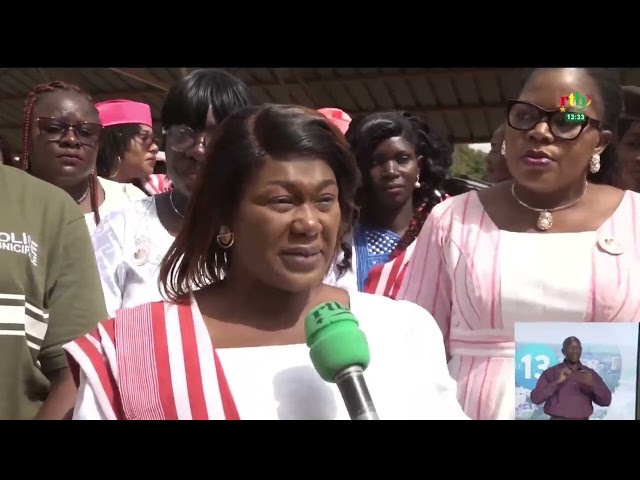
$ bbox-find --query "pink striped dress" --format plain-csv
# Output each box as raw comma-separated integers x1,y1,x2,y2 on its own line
398,190,640,420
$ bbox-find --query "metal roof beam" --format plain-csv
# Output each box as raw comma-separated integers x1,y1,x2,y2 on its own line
108,68,170,91
39,68,92,92
0,89,165,104
347,103,506,116
247,68,522,89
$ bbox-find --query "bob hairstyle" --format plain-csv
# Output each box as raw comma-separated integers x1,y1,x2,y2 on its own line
160,103,360,304
161,68,260,131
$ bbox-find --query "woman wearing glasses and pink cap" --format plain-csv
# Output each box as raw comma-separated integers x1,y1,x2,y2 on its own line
94,99,170,197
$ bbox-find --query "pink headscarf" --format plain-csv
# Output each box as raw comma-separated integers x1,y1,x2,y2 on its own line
317,107,352,135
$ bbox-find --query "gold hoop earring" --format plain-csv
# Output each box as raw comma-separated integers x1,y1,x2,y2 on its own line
216,225,235,249
109,156,121,178
589,154,601,174
214,251,229,278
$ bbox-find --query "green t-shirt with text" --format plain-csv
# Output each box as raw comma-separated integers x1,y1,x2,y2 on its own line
0,165,107,419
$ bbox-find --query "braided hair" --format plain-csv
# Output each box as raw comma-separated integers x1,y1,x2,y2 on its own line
345,111,453,262
21,81,102,226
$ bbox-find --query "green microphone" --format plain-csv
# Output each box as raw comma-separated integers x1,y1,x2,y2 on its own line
305,301,379,420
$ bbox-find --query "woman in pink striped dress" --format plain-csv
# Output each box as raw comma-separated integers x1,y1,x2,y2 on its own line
398,67,640,420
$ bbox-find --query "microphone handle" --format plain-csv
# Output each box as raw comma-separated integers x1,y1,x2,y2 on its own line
334,365,379,420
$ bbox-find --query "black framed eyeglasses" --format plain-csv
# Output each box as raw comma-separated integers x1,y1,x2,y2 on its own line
137,131,159,149
506,100,602,141
36,117,102,146
162,125,211,152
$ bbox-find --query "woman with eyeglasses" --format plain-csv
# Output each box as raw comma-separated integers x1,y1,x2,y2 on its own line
397,68,640,420
18,81,147,235
91,69,261,317
94,99,163,197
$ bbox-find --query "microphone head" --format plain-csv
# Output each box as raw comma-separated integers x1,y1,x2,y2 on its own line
304,301,370,382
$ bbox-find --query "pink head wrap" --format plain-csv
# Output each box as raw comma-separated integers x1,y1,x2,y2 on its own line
317,107,352,134
95,99,153,127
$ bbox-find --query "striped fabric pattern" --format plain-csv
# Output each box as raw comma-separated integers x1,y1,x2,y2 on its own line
362,193,448,298
144,174,173,195
0,293,49,362
64,301,239,420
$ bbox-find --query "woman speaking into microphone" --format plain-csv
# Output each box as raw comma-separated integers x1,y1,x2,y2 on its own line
398,68,640,420
61,104,468,420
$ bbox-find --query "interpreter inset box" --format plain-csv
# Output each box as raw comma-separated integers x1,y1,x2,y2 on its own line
514,322,639,420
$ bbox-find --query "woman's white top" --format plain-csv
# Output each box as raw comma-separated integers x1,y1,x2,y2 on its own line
85,177,147,236
92,196,174,317
70,291,470,420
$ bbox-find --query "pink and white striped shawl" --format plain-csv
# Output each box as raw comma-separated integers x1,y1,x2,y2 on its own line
64,301,240,420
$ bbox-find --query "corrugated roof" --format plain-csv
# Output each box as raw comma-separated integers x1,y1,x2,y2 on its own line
1,67,638,155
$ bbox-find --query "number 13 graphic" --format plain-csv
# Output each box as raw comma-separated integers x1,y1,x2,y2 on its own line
520,353,550,380
515,344,559,391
